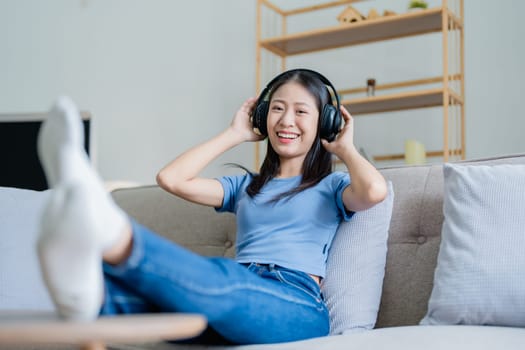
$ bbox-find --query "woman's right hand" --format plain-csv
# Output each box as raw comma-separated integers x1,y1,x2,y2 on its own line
229,97,265,142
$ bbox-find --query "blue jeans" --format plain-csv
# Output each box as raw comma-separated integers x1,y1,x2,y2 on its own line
100,220,329,344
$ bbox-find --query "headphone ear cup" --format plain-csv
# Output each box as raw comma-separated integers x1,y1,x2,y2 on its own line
320,104,341,142
253,101,269,136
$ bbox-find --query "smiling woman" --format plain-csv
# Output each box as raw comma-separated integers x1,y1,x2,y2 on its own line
35,69,386,345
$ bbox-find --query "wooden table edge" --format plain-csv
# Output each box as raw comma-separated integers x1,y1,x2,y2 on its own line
0,313,207,348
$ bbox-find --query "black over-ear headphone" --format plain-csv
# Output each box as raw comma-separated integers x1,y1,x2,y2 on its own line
252,68,342,142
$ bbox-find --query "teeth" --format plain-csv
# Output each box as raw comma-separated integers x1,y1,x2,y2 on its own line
277,132,298,139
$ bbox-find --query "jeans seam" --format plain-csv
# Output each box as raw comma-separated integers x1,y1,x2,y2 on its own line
274,270,322,304
140,260,319,308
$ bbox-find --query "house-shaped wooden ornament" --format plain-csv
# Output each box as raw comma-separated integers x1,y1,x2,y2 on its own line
367,8,380,20
337,6,365,24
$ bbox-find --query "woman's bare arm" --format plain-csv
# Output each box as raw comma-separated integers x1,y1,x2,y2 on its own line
322,106,387,212
156,97,262,207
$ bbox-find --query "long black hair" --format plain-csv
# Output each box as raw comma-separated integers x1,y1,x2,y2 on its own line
246,70,334,201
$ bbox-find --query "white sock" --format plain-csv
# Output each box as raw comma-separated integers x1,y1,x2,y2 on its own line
37,95,85,188
38,185,105,321
37,96,128,320
38,96,127,250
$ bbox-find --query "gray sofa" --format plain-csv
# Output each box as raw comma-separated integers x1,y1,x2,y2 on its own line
1,154,524,349
106,154,525,349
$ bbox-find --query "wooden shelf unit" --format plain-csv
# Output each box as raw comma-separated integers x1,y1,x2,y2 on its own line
255,0,465,167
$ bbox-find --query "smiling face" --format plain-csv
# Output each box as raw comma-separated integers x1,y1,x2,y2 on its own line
266,81,320,168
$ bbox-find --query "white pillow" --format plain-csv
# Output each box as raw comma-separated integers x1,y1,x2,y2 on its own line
0,187,54,311
420,164,525,326
323,181,394,334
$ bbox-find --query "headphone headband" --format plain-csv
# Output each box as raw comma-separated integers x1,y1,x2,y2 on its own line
256,68,340,112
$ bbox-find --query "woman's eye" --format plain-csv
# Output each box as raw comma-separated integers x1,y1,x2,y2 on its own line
271,106,283,111
297,110,307,115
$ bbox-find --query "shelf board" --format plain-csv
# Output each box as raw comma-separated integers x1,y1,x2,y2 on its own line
372,149,463,162
342,88,462,115
260,8,445,56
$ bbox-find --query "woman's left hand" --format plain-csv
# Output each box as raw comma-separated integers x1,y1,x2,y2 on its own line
321,105,356,158
324,105,388,212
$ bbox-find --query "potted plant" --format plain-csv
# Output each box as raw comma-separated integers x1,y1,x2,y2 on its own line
408,0,428,11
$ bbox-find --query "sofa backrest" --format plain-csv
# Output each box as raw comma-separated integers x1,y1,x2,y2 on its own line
111,154,525,329
376,164,445,327
112,185,238,259
376,153,525,327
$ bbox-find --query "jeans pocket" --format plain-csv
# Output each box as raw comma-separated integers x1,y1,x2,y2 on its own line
274,268,322,304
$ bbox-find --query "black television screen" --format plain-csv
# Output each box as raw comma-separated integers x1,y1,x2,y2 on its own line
0,113,91,191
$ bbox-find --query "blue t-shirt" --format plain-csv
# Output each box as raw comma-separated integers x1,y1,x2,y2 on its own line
216,172,353,277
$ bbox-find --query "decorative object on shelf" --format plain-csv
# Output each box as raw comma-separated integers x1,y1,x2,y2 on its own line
367,8,380,20
366,78,376,97
337,6,365,24
383,9,397,16
408,0,428,11
405,139,426,165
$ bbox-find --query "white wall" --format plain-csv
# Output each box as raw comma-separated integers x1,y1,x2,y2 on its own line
1,0,524,184
0,0,256,184
464,0,525,159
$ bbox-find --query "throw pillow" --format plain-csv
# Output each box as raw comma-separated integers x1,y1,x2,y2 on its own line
420,164,525,326
0,187,54,311
323,181,394,335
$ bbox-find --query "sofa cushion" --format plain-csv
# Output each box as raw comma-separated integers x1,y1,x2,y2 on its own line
323,181,394,335
0,187,54,311
420,163,525,326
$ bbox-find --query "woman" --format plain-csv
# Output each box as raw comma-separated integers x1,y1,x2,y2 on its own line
37,69,386,344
